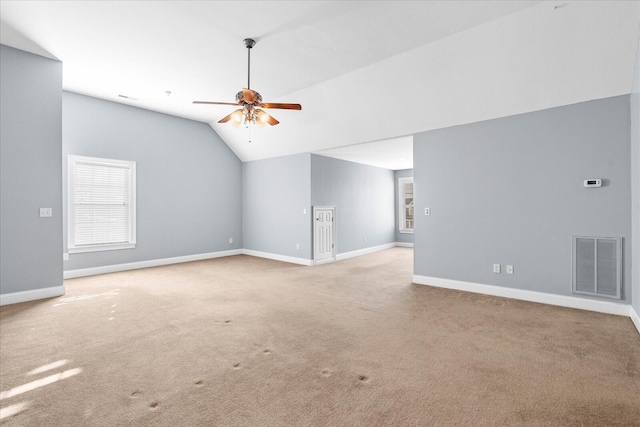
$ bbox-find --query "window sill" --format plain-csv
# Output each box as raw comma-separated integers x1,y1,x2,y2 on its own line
68,243,136,254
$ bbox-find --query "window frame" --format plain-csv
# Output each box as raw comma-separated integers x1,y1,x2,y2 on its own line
398,177,414,234
67,155,137,254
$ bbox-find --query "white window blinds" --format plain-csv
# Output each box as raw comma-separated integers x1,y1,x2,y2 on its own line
68,156,136,253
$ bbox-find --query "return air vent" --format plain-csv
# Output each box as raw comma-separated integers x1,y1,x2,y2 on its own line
572,236,622,300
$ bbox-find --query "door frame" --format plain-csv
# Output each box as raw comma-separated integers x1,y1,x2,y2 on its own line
313,206,337,266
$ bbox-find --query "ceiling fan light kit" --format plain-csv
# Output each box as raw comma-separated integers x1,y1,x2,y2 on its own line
193,38,301,129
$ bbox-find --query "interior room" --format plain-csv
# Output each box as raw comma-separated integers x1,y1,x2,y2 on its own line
1,1,639,425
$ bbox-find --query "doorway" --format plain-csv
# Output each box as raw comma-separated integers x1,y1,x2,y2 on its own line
313,206,336,265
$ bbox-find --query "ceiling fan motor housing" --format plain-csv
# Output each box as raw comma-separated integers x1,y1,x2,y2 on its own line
236,90,261,105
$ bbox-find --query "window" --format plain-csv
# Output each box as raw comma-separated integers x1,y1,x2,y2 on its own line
398,177,414,233
68,155,136,253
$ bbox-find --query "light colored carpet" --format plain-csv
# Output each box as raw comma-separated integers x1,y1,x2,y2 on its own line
0,248,638,426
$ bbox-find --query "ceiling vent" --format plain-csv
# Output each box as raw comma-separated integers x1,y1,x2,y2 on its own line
572,236,622,300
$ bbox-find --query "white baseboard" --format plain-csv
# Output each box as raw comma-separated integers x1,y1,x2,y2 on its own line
242,249,312,266
395,242,414,248
64,249,243,279
336,243,396,262
314,257,336,266
631,306,640,334
413,275,632,318
0,285,66,306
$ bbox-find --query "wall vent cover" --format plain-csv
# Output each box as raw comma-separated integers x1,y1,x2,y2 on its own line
572,236,622,300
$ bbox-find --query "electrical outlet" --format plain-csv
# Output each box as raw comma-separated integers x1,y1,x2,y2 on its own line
303,208,307,215
296,243,300,250
493,264,501,274
229,238,233,244
424,207,430,216
39,208,52,217
63,253,69,261
364,236,367,242
506,265,514,275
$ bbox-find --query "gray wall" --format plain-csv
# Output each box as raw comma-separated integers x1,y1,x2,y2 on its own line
63,92,242,270
1,45,63,294
632,33,640,316
311,155,395,254
394,169,414,244
414,95,632,301
242,153,311,260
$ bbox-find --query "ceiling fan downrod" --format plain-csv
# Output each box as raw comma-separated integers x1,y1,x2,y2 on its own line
244,38,255,90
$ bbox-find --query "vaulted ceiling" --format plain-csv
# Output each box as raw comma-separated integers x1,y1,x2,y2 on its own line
1,1,639,169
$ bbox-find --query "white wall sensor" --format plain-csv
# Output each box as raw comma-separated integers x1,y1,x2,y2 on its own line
583,179,602,188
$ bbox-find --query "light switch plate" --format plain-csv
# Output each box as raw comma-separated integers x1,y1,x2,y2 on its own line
39,208,52,217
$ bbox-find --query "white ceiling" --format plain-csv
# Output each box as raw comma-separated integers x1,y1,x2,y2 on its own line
1,1,639,169
314,136,414,171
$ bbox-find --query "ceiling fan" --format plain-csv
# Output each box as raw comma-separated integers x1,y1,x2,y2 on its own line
193,38,302,127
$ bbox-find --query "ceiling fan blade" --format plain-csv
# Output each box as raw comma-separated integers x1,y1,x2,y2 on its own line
260,103,302,110
218,109,243,124
193,101,239,106
265,114,279,126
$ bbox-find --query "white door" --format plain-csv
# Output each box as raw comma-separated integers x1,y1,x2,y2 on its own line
314,207,335,264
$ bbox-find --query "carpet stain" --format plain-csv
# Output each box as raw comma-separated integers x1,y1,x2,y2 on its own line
233,363,241,369
148,401,159,409
224,320,231,324
322,370,330,377
358,375,369,382
130,390,142,398
263,349,271,354
194,380,203,386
